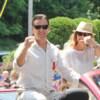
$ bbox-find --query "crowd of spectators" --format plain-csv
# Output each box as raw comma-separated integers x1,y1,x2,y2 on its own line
0,70,18,89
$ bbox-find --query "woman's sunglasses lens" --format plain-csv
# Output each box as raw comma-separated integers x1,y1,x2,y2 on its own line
76,32,92,37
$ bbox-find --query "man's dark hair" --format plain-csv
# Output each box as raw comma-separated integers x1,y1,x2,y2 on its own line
32,14,49,26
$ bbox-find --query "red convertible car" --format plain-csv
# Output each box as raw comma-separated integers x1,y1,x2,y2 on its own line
80,69,100,100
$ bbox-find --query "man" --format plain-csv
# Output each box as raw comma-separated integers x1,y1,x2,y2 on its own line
13,14,86,100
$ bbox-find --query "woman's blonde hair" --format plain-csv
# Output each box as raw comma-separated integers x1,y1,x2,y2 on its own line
64,32,78,49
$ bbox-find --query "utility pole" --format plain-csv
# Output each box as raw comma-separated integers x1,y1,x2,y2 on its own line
28,0,33,36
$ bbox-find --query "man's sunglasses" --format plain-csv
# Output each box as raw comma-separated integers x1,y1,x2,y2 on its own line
76,31,92,37
33,25,48,30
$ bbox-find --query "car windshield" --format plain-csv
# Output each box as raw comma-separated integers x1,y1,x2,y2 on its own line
0,89,17,100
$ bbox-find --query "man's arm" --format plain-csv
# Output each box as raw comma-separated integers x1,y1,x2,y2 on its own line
57,51,80,87
16,36,34,66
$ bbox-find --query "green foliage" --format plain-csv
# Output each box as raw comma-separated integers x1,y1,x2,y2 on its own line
0,0,99,40
93,60,97,67
59,0,91,18
49,17,74,48
72,18,92,29
0,0,27,38
0,0,100,51
48,17,100,49
2,50,15,71
33,0,100,19
33,0,66,18
92,19,100,43
0,21,10,36
87,0,100,19
9,23,23,35
0,39,18,51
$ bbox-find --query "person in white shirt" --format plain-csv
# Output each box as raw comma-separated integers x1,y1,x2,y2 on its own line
13,14,81,100
62,21,100,86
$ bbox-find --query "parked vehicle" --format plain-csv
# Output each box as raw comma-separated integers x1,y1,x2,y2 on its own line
0,88,17,100
0,51,9,67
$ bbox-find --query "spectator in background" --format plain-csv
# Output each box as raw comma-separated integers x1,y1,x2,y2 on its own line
0,70,10,88
10,70,18,88
62,21,100,87
0,74,3,81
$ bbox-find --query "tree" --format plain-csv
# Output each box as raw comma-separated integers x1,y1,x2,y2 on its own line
0,0,28,39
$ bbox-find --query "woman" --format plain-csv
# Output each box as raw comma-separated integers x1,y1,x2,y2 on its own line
62,21,100,86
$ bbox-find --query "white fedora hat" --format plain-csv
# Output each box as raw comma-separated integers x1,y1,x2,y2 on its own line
74,21,95,35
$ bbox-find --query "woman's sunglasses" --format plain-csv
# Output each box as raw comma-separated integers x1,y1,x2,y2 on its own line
76,31,92,37
33,25,48,30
